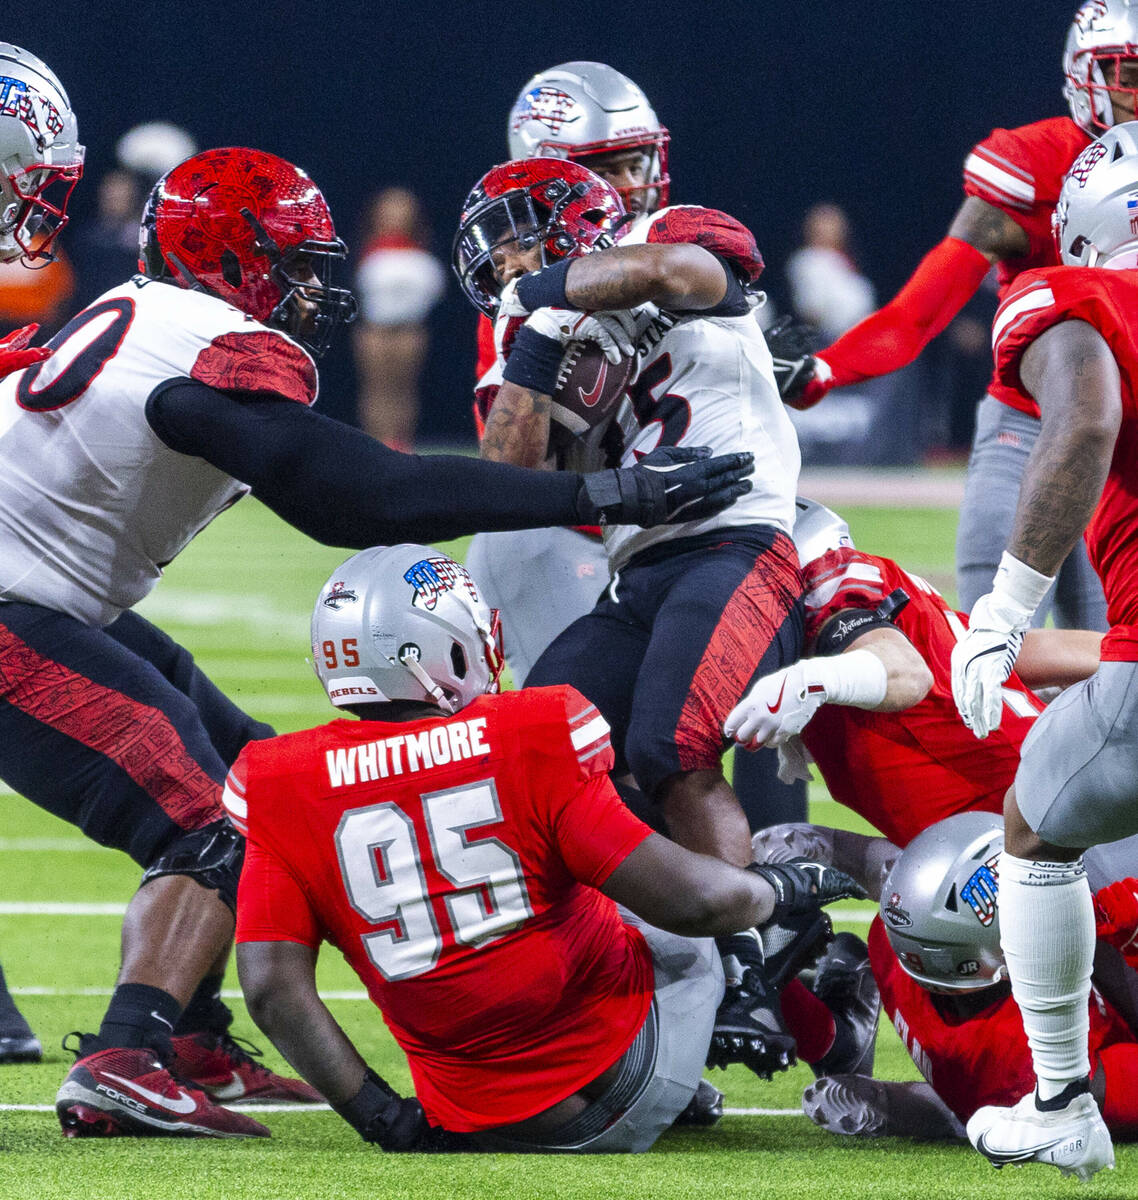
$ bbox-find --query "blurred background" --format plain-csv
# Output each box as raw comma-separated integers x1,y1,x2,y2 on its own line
15,0,1076,457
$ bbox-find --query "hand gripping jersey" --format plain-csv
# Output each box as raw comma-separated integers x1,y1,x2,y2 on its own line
598,206,799,571
993,267,1138,662
962,116,1092,415
0,277,316,625
226,685,656,1133
799,548,1042,846
868,917,1138,1132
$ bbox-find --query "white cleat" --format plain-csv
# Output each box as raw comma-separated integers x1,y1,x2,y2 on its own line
966,1088,1115,1182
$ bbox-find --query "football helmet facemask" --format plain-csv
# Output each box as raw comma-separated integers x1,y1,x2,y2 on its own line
1064,1,1138,134
880,812,1006,994
507,61,669,211
452,156,625,316
312,544,504,715
0,44,84,265
138,147,356,355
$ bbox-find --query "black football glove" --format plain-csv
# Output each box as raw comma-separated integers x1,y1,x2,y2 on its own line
576,445,754,529
334,1069,475,1152
765,315,819,403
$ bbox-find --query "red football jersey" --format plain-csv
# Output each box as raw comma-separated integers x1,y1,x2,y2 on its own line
227,685,654,1132
962,116,1091,415
993,267,1138,661
799,548,1043,846
869,918,1137,1130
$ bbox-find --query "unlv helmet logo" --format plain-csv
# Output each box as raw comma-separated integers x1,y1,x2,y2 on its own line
403,557,481,611
0,75,64,143
1069,140,1108,188
322,581,358,610
1074,1,1112,34
960,854,1000,927
510,86,584,136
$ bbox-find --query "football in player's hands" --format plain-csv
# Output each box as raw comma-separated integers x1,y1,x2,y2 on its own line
548,340,634,450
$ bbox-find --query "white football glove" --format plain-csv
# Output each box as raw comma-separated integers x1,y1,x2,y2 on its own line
724,661,828,750
523,307,637,364
950,593,1029,739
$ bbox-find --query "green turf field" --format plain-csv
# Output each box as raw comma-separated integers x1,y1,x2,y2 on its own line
0,499,1129,1198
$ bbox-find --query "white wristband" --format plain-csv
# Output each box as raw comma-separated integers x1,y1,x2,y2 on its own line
809,649,889,710
993,551,1054,617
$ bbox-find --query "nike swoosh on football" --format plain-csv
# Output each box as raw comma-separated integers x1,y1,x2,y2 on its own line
766,678,788,714
577,360,609,408
102,1071,198,1114
209,1071,247,1101
975,1130,1066,1163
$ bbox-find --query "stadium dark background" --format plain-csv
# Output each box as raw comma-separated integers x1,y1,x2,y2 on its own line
24,0,1079,439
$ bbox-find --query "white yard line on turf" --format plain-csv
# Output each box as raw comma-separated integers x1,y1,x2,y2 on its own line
0,1103,805,1116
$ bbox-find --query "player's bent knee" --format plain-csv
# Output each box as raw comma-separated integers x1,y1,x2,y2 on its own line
140,819,245,913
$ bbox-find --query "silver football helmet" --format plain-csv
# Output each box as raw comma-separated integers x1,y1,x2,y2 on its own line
1054,120,1138,267
792,497,854,568
507,61,669,210
312,545,504,714
1064,1,1138,134
0,44,84,263
881,812,1006,994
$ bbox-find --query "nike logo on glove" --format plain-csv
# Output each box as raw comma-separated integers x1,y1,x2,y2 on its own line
766,678,787,714
102,1071,198,1114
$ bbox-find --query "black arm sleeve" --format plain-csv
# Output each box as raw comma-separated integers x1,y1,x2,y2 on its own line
146,381,583,548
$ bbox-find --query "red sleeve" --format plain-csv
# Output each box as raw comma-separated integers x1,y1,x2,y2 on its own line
963,119,1089,263
190,330,318,406
221,750,250,837
550,774,653,888
819,236,992,388
801,548,893,649
646,206,764,283
235,835,322,947
475,313,496,380
991,269,1079,400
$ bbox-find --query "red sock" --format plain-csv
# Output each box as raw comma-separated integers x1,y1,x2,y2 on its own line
782,978,836,1064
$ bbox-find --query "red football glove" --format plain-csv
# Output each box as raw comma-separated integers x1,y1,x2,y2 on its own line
0,323,51,379
1093,878,1138,965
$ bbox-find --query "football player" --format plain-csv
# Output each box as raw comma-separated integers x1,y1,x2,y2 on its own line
946,122,1138,1180
0,40,84,1066
230,544,860,1152
454,155,821,1078
770,3,1138,632
466,62,804,830
0,145,751,1138
771,815,1138,1146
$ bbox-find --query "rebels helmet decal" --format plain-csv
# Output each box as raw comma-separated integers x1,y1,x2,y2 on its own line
960,855,1000,927
404,557,482,611
1070,140,1109,187
511,87,585,138
0,75,64,142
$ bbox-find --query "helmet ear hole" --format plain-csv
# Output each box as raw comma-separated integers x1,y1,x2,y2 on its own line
450,642,468,679
220,248,242,289
944,885,958,913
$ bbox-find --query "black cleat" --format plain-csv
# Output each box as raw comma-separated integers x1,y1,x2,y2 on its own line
0,1032,43,1064
674,1078,725,1127
809,933,881,1078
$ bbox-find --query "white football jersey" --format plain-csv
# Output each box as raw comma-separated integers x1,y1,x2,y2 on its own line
0,276,317,626
601,208,800,570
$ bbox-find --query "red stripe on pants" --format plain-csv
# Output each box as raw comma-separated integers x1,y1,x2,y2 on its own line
0,624,223,829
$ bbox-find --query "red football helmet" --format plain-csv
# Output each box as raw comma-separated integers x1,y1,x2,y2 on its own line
452,157,625,315
139,147,356,355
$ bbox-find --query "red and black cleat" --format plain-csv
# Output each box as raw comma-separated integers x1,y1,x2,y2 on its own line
170,1031,322,1103
56,1036,270,1138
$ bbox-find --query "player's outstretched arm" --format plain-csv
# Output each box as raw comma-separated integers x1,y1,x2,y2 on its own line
775,197,1019,408
1016,629,1104,690
952,320,1120,738
145,382,752,543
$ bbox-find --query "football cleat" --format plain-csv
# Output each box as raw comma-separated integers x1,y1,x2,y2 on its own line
708,929,797,1080
966,1083,1114,1181
170,1031,322,1103
56,1035,270,1139
802,1074,889,1137
809,932,881,1078
673,1078,725,1127
0,1031,42,1063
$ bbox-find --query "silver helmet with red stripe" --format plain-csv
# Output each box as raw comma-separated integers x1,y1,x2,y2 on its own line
1064,1,1138,134
507,62,669,212
312,545,504,715
1054,120,1138,267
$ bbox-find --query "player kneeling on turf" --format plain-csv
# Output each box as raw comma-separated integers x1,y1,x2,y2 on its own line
229,545,861,1152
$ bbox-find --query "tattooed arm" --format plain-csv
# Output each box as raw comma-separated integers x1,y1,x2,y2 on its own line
947,196,1031,262
1008,319,1121,574
480,381,552,468
564,243,728,311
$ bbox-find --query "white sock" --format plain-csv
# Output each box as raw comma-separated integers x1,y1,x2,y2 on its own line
998,851,1094,1101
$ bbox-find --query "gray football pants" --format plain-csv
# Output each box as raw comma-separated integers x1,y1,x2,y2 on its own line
471,917,723,1153
956,396,1108,629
